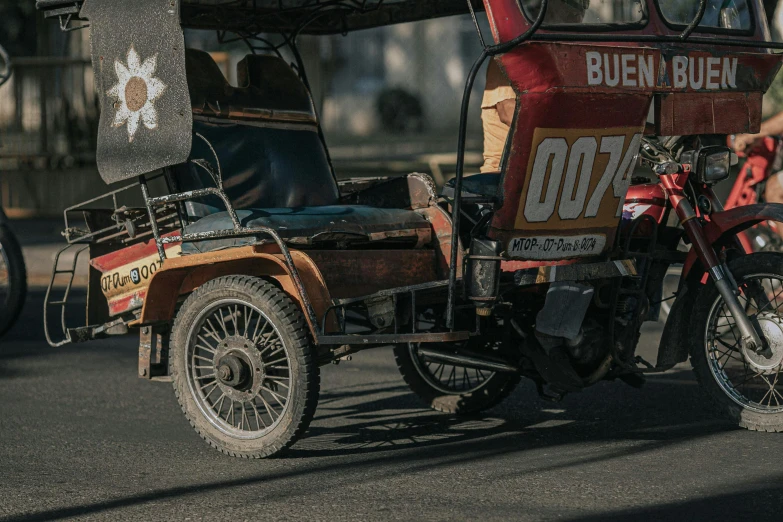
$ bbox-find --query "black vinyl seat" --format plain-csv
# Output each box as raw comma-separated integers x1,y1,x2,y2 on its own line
181,206,431,254
172,50,431,255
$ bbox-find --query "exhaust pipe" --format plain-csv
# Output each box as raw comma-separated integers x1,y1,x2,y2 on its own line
417,346,518,374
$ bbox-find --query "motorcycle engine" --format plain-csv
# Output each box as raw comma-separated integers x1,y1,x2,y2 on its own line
564,319,606,367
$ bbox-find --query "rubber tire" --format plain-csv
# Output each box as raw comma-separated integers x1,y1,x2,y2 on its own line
170,275,320,458
690,252,783,433
393,343,521,414
0,224,27,338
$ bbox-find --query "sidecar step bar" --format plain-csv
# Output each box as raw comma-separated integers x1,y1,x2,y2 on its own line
513,259,637,287
417,346,518,374
316,331,470,346
331,280,450,307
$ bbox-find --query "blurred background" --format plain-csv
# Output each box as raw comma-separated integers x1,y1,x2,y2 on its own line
2,0,783,218
0,1,488,217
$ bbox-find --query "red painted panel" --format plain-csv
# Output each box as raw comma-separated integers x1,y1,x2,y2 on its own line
90,232,181,316
487,71,651,257
476,0,782,261
483,0,773,46
90,232,181,272
657,91,764,135
624,182,667,224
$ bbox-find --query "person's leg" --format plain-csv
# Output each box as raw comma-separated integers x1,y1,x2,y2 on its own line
480,106,507,174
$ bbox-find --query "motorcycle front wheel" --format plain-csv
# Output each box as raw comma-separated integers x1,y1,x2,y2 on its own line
0,223,27,337
690,253,783,432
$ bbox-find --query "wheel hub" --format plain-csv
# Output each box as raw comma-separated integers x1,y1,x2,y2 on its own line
744,312,783,372
213,336,266,401
216,354,250,388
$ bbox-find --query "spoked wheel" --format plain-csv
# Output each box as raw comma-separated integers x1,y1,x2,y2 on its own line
0,223,27,338
393,339,520,415
690,253,783,432
411,343,494,394
171,276,319,458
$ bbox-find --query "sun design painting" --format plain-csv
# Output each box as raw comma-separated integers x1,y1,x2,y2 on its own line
107,47,166,142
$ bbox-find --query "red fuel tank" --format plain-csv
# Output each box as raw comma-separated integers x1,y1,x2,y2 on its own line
622,182,668,237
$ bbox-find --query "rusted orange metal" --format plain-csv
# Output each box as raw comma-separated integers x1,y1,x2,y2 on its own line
306,249,440,299
416,205,463,279
139,245,336,334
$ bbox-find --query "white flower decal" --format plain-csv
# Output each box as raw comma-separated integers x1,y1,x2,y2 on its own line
107,47,166,142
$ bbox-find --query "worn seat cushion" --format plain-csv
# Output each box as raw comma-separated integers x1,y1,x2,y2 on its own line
181,205,431,255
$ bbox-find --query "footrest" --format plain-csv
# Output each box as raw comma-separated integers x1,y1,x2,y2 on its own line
513,259,637,286
67,318,129,344
317,331,469,346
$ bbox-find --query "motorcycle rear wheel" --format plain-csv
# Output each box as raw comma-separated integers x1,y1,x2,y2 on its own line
393,342,520,415
0,223,27,337
690,253,783,432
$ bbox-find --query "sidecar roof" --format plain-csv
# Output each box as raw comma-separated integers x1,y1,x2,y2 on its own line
36,0,483,34
180,0,484,33
35,0,783,184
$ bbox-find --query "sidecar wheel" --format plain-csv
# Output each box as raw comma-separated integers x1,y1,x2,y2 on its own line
690,253,783,433
170,276,320,458
393,343,520,415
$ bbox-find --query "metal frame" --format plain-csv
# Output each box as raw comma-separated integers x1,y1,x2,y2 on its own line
44,157,473,347
43,244,88,346
137,168,473,346
58,173,176,245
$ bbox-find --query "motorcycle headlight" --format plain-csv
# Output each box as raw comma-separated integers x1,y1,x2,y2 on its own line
696,146,736,184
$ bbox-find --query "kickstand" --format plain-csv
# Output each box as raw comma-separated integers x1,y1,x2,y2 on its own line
536,381,568,403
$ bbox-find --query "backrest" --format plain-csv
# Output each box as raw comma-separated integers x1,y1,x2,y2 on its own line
171,49,339,218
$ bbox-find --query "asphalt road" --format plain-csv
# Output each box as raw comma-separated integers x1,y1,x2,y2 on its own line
2,290,783,522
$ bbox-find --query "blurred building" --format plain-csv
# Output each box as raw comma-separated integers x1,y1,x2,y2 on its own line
2,1,783,215
0,4,96,216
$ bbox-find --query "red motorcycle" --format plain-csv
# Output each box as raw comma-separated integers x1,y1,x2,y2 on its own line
659,136,783,321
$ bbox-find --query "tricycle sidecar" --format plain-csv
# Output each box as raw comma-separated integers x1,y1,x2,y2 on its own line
37,0,783,457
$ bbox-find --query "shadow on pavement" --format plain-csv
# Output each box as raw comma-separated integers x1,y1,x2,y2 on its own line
290,369,731,461
0,290,135,381
0,291,754,522
0,368,738,522
566,476,783,521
